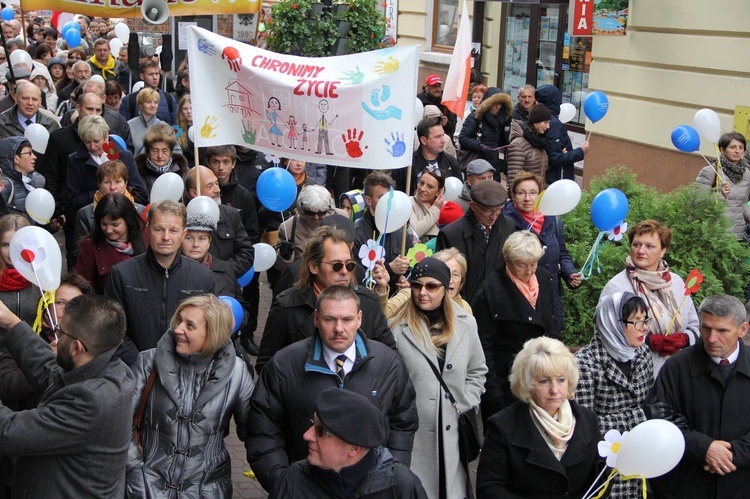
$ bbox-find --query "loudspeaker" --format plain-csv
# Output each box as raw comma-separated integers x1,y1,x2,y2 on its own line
141,0,169,25
142,35,156,57
160,34,173,72
128,32,140,71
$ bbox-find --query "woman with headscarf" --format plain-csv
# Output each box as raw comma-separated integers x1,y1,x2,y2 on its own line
575,291,654,499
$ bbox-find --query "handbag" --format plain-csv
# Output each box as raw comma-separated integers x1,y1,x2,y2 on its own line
418,351,482,464
133,368,158,454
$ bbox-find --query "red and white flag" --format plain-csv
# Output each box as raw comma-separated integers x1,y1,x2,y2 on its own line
441,2,472,119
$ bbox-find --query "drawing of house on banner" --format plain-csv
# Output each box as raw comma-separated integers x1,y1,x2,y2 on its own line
224,80,260,118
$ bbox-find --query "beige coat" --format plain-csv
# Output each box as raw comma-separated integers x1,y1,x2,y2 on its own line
390,301,487,499
506,119,549,187
409,196,440,242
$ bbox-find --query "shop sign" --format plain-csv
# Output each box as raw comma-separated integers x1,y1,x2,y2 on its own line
569,0,593,37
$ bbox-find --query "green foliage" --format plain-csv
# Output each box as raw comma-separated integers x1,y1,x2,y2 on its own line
339,0,388,54
561,166,750,346
266,0,387,57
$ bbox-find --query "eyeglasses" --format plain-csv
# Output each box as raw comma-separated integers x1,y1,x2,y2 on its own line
321,260,357,273
18,150,34,156
304,210,328,218
514,190,539,198
474,204,501,216
53,323,89,352
410,281,444,292
309,419,334,438
623,317,650,331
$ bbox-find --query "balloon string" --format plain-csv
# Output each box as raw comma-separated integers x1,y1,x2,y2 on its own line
280,210,288,241
525,211,541,232
581,231,607,280
581,465,610,499
586,130,592,142
31,268,55,333
585,468,617,499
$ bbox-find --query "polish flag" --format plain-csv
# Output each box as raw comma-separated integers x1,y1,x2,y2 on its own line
441,2,472,119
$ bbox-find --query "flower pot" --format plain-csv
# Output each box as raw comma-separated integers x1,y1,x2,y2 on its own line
333,37,348,56
332,3,350,16
337,21,352,37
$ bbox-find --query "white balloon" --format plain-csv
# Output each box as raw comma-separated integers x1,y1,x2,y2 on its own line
9,50,32,70
186,196,220,227
114,22,130,43
150,172,184,203
375,189,411,234
413,98,424,128
109,38,124,54
25,188,55,224
693,108,721,144
132,81,145,93
616,419,685,479
443,176,462,202
24,123,49,153
10,226,62,291
538,179,581,216
187,126,195,142
559,103,577,124
252,243,276,272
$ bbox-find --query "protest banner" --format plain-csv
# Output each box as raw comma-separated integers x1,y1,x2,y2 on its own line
187,26,418,169
22,0,260,18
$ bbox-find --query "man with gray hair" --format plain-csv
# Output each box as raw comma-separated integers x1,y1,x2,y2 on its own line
649,294,750,498
0,80,60,138
512,84,536,122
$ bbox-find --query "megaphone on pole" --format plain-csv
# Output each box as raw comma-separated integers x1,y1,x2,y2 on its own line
141,0,169,25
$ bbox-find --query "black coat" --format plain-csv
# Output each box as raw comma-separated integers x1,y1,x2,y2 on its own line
37,122,80,204
220,172,260,244
210,203,255,277
535,85,584,184
134,152,189,196
416,89,457,138
458,89,513,173
255,283,396,374
246,332,418,493
477,400,602,499
650,340,750,499
391,149,461,194
354,209,412,288
474,264,561,420
271,447,428,499
435,208,515,307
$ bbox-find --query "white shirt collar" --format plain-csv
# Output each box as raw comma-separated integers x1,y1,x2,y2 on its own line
711,341,741,365
322,342,356,376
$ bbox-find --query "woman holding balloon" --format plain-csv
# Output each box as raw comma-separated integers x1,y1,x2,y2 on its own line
125,294,255,499
600,220,700,375
503,172,581,330
694,132,750,240
409,164,445,243
0,137,44,219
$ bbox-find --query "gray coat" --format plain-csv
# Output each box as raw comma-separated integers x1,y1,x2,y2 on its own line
126,332,255,499
695,163,750,239
0,321,135,498
0,135,45,218
390,301,487,499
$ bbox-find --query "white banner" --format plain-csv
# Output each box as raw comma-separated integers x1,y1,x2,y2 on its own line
187,26,419,169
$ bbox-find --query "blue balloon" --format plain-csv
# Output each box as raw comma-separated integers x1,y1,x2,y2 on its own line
61,20,80,37
218,296,244,334
257,167,297,212
1,7,14,21
237,266,255,288
584,90,609,123
590,188,629,232
64,29,82,48
670,125,700,153
109,134,127,151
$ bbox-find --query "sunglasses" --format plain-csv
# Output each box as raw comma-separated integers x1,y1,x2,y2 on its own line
309,419,334,438
304,210,328,218
322,260,357,273
410,281,443,292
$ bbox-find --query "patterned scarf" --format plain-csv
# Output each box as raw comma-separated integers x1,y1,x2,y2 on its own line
0,267,31,291
105,238,134,255
529,399,575,461
720,155,746,185
507,264,539,308
625,255,681,335
145,157,174,175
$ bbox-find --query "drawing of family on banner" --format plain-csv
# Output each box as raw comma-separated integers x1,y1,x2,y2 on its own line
187,26,419,169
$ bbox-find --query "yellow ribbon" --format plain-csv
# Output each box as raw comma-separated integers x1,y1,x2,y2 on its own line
590,469,647,499
33,289,56,334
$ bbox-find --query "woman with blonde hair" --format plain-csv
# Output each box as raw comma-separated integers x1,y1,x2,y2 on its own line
389,257,487,499
477,337,602,498
126,294,255,498
128,87,166,155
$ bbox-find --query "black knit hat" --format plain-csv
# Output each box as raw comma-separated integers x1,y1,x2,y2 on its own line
410,257,451,290
315,388,386,448
527,103,552,126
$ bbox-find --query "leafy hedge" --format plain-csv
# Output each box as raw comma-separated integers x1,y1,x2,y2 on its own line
560,166,750,346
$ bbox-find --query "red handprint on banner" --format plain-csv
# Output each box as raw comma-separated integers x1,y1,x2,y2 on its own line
342,128,367,158
222,47,241,72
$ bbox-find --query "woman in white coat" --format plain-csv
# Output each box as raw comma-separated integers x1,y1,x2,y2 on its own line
388,257,487,499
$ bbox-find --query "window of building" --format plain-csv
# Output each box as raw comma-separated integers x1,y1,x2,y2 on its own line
433,0,461,51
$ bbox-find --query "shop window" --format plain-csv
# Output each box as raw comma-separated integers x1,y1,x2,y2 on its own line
433,0,461,51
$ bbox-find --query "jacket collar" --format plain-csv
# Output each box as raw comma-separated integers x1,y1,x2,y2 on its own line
60,344,120,386
689,339,750,380
145,247,183,273
589,335,650,392
397,301,470,365
305,330,370,374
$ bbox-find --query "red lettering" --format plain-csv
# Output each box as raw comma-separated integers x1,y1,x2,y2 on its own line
293,79,341,98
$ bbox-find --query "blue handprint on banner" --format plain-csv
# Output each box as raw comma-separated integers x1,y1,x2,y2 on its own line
362,85,402,121
384,132,406,157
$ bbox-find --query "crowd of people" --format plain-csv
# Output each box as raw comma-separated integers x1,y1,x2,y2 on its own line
0,12,747,499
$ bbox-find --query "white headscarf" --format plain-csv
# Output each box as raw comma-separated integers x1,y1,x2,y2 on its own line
595,291,639,362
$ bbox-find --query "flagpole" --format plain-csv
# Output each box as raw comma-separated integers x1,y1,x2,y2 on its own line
400,162,412,255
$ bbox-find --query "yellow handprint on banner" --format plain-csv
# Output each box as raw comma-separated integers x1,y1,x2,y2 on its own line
374,56,399,75
201,116,219,139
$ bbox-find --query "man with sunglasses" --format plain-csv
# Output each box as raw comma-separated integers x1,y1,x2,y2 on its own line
0,294,135,498
271,387,427,498
436,180,514,307
256,224,395,374
247,285,417,494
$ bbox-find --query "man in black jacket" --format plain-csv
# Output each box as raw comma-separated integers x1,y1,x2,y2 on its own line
416,74,457,138
246,286,418,493
271,388,427,498
511,84,536,122
436,180,514,307
256,224,396,374
104,200,215,365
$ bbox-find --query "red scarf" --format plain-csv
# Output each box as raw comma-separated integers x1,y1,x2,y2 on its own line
518,207,545,234
0,268,31,291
